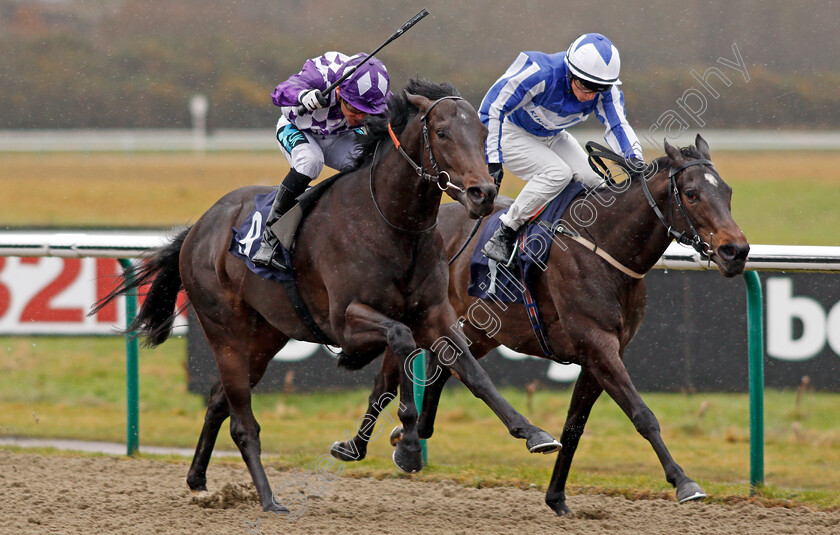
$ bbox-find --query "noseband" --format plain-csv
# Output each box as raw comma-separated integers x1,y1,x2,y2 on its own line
386,95,465,193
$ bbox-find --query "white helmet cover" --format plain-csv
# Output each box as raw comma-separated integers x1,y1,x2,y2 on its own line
564,33,622,86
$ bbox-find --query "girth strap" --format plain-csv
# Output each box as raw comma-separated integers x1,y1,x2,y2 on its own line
516,234,572,364
279,278,337,348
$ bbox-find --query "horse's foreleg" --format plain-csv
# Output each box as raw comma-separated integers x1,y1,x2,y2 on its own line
186,381,230,493
415,304,561,454
416,332,496,439
330,348,400,462
544,367,603,516
588,340,707,504
387,355,453,448
343,302,424,473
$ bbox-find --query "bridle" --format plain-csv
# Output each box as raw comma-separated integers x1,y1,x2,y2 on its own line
586,142,713,256
370,95,467,234
386,95,465,193
659,158,715,256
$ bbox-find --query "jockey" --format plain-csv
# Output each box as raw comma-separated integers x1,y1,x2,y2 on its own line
252,51,391,271
479,33,644,264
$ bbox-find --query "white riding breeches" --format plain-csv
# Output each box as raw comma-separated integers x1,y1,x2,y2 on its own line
275,117,361,180
498,121,602,230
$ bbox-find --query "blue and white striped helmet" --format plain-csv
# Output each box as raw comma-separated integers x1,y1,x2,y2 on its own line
564,33,622,86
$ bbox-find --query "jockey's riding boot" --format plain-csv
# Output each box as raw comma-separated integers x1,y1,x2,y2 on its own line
481,221,519,265
251,168,311,272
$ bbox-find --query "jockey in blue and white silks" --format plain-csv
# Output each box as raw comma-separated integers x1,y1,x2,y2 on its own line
479,33,644,265
253,51,391,271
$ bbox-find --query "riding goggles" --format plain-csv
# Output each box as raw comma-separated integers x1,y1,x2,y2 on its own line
574,77,611,94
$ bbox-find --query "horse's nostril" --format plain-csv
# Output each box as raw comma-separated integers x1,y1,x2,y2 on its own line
467,186,486,202
718,244,737,261
467,184,497,205
718,243,749,262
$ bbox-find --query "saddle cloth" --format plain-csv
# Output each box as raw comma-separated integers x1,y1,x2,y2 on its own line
229,190,295,283
468,181,586,304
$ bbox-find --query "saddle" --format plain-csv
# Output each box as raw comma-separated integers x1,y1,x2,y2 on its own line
272,173,344,251
468,181,586,304
230,173,345,283
229,173,350,347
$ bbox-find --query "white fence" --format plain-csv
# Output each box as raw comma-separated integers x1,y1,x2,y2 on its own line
4,129,840,152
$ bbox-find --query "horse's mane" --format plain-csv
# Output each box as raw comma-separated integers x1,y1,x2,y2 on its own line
352,78,460,168
648,145,705,175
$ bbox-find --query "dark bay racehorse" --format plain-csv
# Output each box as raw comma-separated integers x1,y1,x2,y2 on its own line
93,80,560,513
331,135,750,515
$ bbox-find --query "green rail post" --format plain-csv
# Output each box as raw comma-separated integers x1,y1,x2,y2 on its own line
119,259,140,457
412,351,428,466
744,270,764,494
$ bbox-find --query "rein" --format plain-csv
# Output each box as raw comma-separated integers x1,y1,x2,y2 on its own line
368,95,465,234
369,140,437,234
585,142,712,258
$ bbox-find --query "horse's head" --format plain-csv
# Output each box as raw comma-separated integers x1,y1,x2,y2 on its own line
405,92,497,218
662,134,750,277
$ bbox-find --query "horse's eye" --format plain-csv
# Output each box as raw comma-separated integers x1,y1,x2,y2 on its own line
436,129,446,139
684,189,698,202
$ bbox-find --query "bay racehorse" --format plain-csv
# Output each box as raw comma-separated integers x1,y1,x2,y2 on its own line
93,79,561,513
330,134,750,515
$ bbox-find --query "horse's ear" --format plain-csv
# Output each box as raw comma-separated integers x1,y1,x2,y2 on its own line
405,91,432,114
663,139,684,163
695,134,711,160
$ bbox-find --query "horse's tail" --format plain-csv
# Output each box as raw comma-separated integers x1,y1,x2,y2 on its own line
90,227,191,347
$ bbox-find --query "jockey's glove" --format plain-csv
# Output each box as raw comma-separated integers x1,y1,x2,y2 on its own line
627,157,648,179
299,89,327,111
488,163,504,188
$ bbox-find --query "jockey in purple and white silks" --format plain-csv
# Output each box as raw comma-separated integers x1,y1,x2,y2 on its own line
252,51,391,271
479,33,644,265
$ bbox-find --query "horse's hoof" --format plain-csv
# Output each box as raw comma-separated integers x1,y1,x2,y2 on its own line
546,500,572,516
263,501,291,514
189,488,210,498
389,426,404,447
392,444,423,474
677,480,707,503
329,441,365,462
526,430,562,454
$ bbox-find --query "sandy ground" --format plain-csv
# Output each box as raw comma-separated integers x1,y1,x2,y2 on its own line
1,451,838,535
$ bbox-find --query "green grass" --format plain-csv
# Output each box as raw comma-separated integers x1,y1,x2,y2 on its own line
1,336,839,510
2,151,840,245
1,151,839,509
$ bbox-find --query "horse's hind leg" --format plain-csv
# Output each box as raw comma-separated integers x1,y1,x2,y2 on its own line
191,309,289,512
330,348,401,462
186,334,287,496
544,367,603,516
187,381,230,493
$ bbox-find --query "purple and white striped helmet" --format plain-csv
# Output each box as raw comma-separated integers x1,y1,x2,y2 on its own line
336,54,390,115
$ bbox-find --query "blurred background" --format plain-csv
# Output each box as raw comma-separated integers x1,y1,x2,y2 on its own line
1,3,839,507
2,0,839,132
